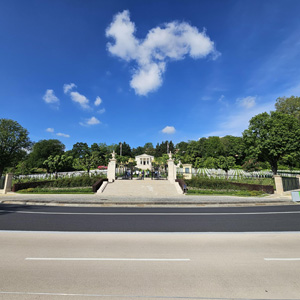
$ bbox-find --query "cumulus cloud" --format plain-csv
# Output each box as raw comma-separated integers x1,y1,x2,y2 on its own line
94,96,102,106
63,83,77,94
237,96,256,109
46,128,54,133
56,132,70,138
80,116,101,126
43,89,59,105
162,126,176,134
69,91,90,110
106,10,219,95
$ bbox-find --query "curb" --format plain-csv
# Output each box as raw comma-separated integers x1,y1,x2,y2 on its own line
0,199,294,207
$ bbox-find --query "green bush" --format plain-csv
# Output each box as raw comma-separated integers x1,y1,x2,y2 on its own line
186,175,274,191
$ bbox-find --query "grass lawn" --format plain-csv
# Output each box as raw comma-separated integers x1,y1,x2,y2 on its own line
17,187,94,194
186,189,266,197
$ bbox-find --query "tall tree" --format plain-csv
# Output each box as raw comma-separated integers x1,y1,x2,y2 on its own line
221,135,245,165
243,112,300,175
155,141,174,157
71,142,89,158
116,142,132,157
27,139,65,170
275,96,300,122
0,119,31,177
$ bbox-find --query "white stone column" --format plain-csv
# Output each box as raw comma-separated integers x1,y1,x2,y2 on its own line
274,175,284,195
4,173,13,194
107,152,117,183
167,152,177,182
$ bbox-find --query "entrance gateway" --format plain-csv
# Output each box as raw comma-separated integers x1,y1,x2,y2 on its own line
101,151,183,196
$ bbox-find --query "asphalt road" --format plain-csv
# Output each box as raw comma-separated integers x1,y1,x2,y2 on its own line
1,204,300,232
1,231,300,299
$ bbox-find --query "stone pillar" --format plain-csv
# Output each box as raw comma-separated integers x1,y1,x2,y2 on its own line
107,151,116,183
274,175,284,195
4,173,13,194
167,152,177,182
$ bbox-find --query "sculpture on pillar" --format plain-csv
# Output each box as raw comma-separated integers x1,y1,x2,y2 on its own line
168,151,172,160
111,150,116,160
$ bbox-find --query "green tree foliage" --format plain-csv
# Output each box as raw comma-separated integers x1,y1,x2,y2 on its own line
0,119,31,177
115,141,132,157
204,136,225,158
243,111,300,175
132,146,145,157
275,96,300,122
144,142,155,156
221,135,245,165
155,141,174,157
44,154,73,178
73,151,100,175
71,142,89,158
204,157,218,169
216,156,236,178
27,139,65,171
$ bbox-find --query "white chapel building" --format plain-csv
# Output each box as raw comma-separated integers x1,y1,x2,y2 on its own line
135,154,154,170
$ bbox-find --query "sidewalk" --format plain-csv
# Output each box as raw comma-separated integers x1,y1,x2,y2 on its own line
0,192,296,206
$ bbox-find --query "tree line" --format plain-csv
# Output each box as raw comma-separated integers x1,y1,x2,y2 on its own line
1,96,300,178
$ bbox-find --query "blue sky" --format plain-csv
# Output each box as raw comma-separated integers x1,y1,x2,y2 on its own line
1,0,300,150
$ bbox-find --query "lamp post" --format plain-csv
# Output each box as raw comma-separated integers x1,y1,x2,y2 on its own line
120,142,122,156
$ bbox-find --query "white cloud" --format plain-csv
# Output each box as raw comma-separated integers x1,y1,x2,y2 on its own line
56,133,70,138
94,96,102,106
70,91,90,110
46,128,54,133
63,83,77,94
43,89,59,104
97,108,106,114
80,116,101,126
106,10,219,96
162,126,176,134
237,96,256,109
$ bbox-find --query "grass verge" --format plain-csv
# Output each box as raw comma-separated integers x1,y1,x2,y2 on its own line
186,189,266,197
16,187,94,194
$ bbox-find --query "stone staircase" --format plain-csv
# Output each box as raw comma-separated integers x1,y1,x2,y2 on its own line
98,178,182,197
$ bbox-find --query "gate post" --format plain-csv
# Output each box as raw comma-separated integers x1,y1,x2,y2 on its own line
167,152,177,182
274,175,284,195
3,173,13,194
107,151,116,182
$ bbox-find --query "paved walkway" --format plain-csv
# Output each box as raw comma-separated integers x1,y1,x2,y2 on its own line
0,191,296,206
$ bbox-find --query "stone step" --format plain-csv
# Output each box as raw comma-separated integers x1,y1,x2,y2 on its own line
99,179,182,197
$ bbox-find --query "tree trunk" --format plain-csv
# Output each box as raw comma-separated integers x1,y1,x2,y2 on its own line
271,160,278,175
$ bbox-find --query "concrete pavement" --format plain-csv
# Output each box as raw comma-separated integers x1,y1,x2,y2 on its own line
0,190,296,206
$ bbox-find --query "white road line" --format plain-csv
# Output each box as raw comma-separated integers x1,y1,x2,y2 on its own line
264,258,300,261
1,291,280,299
1,210,300,216
25,257,190,261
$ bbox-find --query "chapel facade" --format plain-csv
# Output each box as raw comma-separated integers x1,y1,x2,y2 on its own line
135,154,154,170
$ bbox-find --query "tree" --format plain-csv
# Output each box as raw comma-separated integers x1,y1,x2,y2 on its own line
43,154,73,178
27,139,65,170
216,156,236,178
243,112,300,175
0,119,31,177
275,96,300,122
116,142,132,157
204,136,224,158
155,141,175,157
221,135,245,165
71,142,89,158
